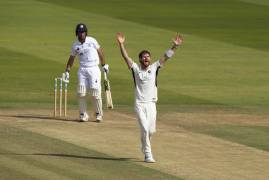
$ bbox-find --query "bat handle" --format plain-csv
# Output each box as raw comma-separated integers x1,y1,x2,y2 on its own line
104,71,107,80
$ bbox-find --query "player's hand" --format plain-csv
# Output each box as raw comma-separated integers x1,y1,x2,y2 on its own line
116,32,125,44
102,64,109,73
173,33,183,47
62,71,70,83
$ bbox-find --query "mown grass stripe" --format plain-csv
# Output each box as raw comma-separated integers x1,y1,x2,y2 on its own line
0,123,182,180
180,123,269,152
0,165,37,180
203,125,269,152
36,0,269,51
0,148,88,180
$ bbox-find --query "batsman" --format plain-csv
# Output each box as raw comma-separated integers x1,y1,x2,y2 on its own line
116,32,183,163
63,23,109,122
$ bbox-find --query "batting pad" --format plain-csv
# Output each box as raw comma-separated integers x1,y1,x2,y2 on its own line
77,85,87,97
91,88,103,116
79,96,87,114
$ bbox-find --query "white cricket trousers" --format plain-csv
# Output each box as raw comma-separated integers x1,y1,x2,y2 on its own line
77,66,101,90
77,66,103,116
135,102,157,154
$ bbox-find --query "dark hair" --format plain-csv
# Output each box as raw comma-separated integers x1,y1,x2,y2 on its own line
138,50,151,59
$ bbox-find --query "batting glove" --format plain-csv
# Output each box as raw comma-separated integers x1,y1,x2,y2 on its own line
62,71,70,83
102,64,109,73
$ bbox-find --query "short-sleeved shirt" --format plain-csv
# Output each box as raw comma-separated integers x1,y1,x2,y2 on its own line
71,36,100,68
131,61,162,103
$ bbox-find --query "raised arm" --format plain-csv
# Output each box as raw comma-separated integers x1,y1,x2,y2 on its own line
116,32,133,69
159,33,183,65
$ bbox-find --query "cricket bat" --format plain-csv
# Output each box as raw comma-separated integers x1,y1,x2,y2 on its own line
103,71,113,109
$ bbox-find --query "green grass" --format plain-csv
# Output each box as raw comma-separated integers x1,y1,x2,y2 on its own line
183,124,269,152
0,47,78,108
1,0,269,110
0,0,269,178
37,0,269,51
211,125,269,151
0,124,181,180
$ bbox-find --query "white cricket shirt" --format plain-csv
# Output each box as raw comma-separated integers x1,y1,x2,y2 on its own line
131,61,162,103
71,36,100,67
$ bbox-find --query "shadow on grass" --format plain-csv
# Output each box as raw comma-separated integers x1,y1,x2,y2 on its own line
0,114,84,123
0,152,134,161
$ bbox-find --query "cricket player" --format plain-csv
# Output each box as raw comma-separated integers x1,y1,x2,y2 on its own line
116,32,183,163
63,23,109,122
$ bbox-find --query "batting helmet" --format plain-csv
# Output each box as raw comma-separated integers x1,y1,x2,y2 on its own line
75,23,88,36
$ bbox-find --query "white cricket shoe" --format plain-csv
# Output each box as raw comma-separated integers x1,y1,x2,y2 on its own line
96,114,103,123
144,153,156,163
79,113,89,122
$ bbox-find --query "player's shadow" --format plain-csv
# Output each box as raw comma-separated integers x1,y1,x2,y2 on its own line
0,114,79,122
1,152,134,162
35,153,133,161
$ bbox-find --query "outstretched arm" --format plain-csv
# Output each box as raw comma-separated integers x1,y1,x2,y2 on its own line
159,33,183,65
116,32,133,69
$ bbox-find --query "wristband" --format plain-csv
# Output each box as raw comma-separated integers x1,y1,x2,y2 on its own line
165,49,174,58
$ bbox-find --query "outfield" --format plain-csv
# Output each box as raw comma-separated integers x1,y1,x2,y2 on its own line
0,0,269,179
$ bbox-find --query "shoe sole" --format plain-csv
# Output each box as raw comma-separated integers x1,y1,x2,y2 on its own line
144,160,156,163
80,119,89,122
